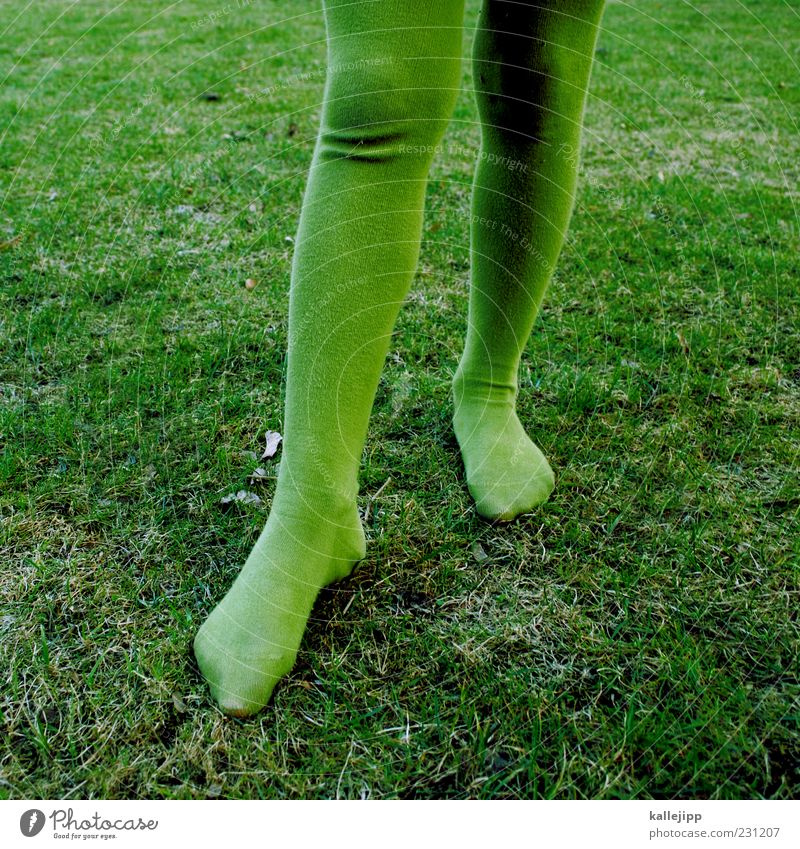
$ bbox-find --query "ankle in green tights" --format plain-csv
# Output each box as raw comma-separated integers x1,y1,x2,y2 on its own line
194,0,606,715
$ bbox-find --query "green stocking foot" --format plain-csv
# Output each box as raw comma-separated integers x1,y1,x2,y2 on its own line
193,497,365,716
453,376,555,522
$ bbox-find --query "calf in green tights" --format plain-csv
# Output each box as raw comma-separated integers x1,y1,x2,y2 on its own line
194,0,606,716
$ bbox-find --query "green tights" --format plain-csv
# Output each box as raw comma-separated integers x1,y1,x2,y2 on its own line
195,0,607,715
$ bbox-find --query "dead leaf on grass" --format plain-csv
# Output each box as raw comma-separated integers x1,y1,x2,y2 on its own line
0,234,23,250
262,430,282,459
220,490,263,507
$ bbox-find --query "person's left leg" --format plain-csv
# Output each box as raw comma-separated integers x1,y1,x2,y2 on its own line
454,0,606,521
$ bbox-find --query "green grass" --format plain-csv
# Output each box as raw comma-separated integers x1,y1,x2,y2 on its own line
1,0,798,799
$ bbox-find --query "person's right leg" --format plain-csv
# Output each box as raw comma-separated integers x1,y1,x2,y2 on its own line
194,0,465,716
454,0,606,521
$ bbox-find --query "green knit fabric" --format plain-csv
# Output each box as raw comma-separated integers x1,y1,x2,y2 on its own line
195,0,606,715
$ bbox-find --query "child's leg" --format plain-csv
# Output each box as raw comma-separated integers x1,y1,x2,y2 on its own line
454,0,606,521
194,0,465,716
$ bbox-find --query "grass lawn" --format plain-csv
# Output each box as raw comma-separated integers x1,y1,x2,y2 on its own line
1,0,798,799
